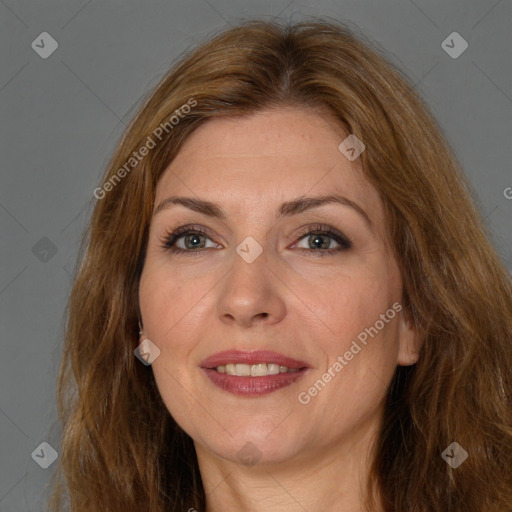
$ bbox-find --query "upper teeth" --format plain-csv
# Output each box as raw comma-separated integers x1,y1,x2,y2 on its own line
216,363,299,376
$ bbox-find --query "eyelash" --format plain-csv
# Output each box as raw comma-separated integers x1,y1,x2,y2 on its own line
159,224,352,257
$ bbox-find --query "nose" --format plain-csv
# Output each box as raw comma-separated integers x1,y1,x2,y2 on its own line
215,248,286,329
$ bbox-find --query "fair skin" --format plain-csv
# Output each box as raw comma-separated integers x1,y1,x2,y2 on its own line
138,107,420,512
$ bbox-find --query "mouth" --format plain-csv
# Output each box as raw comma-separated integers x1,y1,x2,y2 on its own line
200,350,310,396
213,362,302,376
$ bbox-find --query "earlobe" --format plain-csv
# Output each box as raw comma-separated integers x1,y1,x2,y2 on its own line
397,308,421,366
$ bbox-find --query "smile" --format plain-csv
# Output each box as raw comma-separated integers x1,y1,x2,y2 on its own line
215,363,299,376
200,350,310,396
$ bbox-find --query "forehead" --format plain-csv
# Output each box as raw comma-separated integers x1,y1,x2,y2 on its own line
155,108,385,227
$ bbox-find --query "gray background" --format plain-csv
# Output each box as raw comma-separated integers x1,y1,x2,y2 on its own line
1,0,511,510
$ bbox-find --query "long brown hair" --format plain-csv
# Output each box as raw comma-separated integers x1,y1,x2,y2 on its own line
49,19,512,511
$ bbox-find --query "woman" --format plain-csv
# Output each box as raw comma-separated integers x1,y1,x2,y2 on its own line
49,19,512,512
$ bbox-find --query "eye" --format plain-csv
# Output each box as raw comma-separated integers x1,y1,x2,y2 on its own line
160,225,219,255
159,223,352,257
293,224,352,256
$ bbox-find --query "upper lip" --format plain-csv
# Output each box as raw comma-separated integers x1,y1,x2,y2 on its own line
200,350,309,370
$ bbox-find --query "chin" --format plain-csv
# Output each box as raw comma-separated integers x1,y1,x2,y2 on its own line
198,422,306,467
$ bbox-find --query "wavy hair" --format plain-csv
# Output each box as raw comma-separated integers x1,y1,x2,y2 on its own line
49,19,512,512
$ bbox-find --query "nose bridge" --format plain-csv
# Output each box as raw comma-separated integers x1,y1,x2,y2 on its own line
225,238,271,297
215,237,286,326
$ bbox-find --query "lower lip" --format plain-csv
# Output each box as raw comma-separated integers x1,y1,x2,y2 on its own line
201,368,307,396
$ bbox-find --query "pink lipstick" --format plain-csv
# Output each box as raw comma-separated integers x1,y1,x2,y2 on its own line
200,350,309,397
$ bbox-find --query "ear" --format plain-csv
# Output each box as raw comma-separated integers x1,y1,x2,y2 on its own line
397,308,422,366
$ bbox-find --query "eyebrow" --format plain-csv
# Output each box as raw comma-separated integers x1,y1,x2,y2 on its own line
153,194,372,227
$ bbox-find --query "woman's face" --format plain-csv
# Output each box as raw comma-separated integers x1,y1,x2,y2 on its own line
139,107,417,468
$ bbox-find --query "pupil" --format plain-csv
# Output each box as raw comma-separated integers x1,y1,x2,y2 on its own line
310,234,329,249
185,234,204,249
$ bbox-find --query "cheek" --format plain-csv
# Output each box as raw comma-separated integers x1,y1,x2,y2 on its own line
138,260,214,343
138,265,206,421
308,291,400,428
298,268,401,405
291,263,398,344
